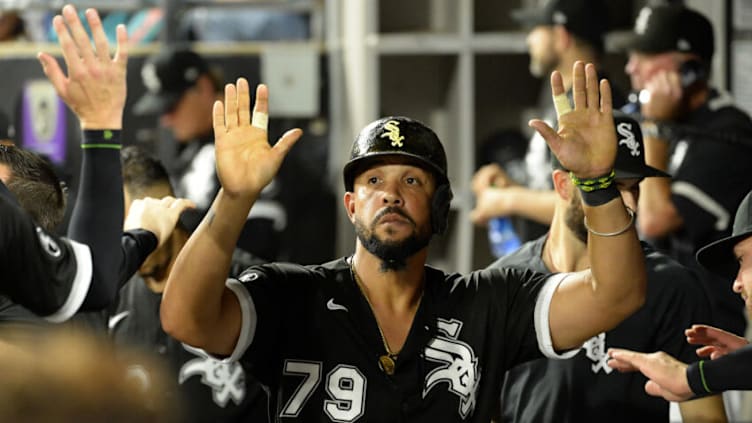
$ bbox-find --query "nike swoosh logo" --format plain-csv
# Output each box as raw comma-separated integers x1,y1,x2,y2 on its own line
326,298,348,312
108,311,130,331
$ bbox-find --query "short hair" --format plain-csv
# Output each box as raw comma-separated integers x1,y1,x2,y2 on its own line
0,145,66,231
121,146,173,198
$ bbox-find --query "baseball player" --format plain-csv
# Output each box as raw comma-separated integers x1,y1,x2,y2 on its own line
162,60,646,422
0,5,187,321
493,112,725,422
609,189,752,399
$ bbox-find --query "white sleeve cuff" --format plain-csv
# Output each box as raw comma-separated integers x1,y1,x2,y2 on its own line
224,278,257,362
534,273,581,359
45,239,92,323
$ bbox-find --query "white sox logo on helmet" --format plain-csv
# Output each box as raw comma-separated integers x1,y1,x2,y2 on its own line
381,120,405,147
617,122,640,157
423,318,480,419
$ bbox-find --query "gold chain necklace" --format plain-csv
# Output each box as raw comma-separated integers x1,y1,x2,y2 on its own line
350,262,400,376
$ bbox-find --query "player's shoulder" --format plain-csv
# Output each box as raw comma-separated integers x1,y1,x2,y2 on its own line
642,242,704,293
487,236,547,272
235,257,351,285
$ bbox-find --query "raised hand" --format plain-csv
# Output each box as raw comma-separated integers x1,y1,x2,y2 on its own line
686,324,749,360
607,348,692,402
37,5,128,130
212,80,302,199
124,196,195,248
530,61,616,179
640,70,684,122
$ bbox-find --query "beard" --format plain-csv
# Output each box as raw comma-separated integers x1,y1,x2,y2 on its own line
564,191,589,244
354,207,431,271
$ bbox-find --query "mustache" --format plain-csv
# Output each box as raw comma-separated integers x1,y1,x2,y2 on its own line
372,207,415,227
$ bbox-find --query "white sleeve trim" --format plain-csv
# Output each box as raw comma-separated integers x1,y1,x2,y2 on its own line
225,278,257,362
534,273,581,359
45,239,92,323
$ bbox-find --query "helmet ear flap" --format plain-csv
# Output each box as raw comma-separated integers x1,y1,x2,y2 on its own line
431,184,453,235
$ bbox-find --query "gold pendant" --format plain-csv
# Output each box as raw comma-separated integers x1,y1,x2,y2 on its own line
378,355,396,375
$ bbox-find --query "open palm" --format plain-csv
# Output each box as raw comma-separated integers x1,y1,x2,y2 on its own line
530,61,617,179
212,80,302,198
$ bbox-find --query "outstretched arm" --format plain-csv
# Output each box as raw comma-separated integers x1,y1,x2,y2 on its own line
39,5,130,310
535,62,646,350
161,80,302,355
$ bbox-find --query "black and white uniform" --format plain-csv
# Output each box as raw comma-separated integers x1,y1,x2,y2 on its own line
213,257,575,422
109,249,268,423
645,89,752,336
492,236,713,422
0,131,156,322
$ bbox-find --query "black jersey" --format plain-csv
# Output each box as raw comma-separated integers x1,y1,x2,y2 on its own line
219,257,570,422
652,89,752,335
109,249,268,423
492,236,712,422
0,181,93,321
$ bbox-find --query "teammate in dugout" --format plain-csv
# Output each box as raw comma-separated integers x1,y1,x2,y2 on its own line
608,189,752,400
160,61,646,421
493,112,725,422
0,5,190,321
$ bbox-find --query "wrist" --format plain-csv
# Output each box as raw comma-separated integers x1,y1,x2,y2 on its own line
81,129,122,149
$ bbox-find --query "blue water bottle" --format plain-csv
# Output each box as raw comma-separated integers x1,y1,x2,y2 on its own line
488,217,522,258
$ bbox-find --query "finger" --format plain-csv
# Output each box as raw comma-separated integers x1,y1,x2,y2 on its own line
529,119,561,151
37,53,67,96
585,63,599,110
599,79,612,114
224,83,238,129
52,14,82,77
113,24,129,67
85,8,109,62
606,358,637,372
212,100,226,136
550,71,571,118
695,346,715,357
252,84,269,130
236,78,251,125
572,61,586,111
169,198,196,212
272,128,303,159
62,5,95,63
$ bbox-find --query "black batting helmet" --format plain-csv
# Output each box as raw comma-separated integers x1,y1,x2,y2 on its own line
343,116,453,235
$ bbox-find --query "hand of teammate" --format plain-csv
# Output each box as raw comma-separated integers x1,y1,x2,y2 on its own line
472,163,515,194
212,80,303,199
640,70,683,122
37,5,128,130
607,348,692,402
686,324,750,360
124,196,195,248
470,187,514,226
530,61,617,179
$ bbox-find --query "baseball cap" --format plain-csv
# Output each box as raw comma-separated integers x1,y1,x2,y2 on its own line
623,4,714,63
511,0,609,52
552,112,671,180
696,191,752,280
133,47,209,116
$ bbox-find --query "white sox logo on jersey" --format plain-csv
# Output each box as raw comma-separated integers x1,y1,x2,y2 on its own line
617,122,640,157
179,345,246,407
423,318,480,419
583,332,613,374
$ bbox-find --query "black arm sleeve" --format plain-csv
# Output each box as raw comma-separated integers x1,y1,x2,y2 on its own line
118,229,158,285
687,344,752,395
66,130,126,310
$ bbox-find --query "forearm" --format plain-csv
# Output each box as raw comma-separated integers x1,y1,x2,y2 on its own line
67,130,124,310
687,344,752,394
584,195,646,327
638,177,683,237
118,229,158,285
162,188,256,348
506,187,556,225
679,395,727,423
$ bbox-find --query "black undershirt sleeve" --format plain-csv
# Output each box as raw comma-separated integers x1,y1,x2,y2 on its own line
687,344,752,395
119,229,158,285
66,130,138,310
